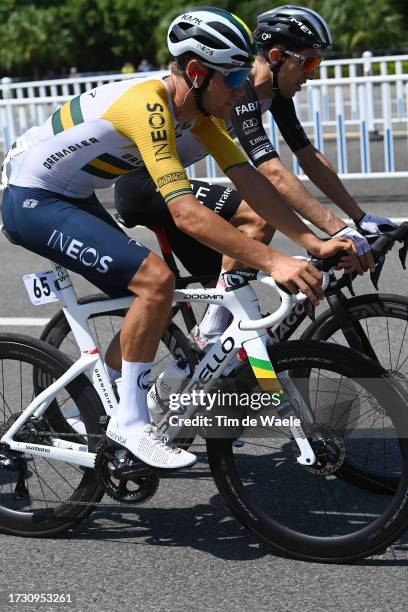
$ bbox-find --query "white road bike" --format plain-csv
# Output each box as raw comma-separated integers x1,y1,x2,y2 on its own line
1,259,408,562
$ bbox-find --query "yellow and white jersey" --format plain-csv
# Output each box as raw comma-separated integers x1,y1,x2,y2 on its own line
8,75,247,202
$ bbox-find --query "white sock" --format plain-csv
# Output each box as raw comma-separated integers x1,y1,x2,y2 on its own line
106,365,121,384
199,268,230,339
117,359,153,431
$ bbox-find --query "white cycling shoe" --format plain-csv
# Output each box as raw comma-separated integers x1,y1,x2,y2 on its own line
106,420,197,469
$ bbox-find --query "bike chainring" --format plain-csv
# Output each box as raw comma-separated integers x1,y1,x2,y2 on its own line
95,438,160,504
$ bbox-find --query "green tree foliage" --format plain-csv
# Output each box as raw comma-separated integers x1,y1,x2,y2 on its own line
0,4,73,74
316,0,408,55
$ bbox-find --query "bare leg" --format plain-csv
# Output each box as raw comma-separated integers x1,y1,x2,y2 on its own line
122,252,174,361
222,200,275,271
199,202,275,340
106,251,196,468
114,252,174,429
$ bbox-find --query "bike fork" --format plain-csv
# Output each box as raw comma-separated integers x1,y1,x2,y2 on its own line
243,335,317,466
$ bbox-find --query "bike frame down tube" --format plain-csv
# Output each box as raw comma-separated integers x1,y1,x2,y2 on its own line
51,262,132,418
2,263,133,467
160,283,316,465
2,265,316,467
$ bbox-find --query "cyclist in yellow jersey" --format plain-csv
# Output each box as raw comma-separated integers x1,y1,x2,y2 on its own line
114,7,386,355
1,7,355,469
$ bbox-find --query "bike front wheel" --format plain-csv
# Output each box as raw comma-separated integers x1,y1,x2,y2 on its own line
302,293,408,494
207,340,408,562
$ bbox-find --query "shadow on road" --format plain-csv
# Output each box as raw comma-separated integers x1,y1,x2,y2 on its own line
67,494,267,562
58,446,408,566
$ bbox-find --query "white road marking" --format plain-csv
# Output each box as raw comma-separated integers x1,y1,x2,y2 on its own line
0,317,50,326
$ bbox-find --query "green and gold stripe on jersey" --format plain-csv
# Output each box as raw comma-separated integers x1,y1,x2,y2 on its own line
164,187,193,205
51,96,85,134
81,153,136,180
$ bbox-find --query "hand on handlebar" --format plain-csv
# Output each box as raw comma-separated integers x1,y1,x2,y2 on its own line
331,227,375,274
269,254,323,306
356,212,396,235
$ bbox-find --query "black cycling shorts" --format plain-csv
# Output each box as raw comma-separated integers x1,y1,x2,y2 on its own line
115,170,242,276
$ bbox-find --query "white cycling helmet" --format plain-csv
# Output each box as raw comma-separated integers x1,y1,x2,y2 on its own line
168,6,256,71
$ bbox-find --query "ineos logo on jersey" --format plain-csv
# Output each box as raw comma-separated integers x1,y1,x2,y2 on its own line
47,230,113,273
146,102,171,162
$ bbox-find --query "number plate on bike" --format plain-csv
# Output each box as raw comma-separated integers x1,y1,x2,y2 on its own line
23,271,60,305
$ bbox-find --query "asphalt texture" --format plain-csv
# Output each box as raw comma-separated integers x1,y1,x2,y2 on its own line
1,201,408,612
1,77,408,610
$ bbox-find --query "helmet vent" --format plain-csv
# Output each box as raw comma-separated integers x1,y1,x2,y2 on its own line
195,34,228,50
209,21,247,52
178,22,193,31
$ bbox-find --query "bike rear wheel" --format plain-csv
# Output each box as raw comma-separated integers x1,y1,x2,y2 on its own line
207,340,408,562
0,334,104,537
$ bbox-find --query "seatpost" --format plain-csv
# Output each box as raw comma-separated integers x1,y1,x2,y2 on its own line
149,226,181,278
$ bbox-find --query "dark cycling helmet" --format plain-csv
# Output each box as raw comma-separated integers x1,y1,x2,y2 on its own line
254,5,332,52
168,6,256,115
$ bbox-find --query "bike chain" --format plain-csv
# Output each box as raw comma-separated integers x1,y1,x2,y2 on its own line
1,419,160,506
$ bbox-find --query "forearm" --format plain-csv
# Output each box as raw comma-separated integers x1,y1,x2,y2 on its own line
168,196,279,273
258,157,345,235
227,165,322,253
297,146,364,221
